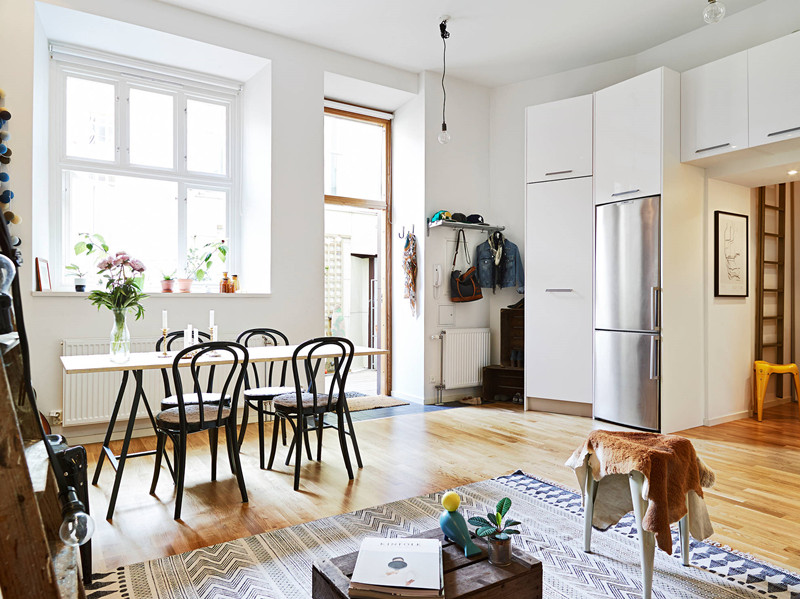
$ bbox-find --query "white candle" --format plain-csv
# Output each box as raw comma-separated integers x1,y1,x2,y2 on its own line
211,325,218,342
184,326,191,350
193,328,199,346
209,309,215,329
162,310,168,330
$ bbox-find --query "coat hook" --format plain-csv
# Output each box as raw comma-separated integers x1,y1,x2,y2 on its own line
398,226,406,239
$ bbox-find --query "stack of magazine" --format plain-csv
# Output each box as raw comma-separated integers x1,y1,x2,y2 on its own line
349,537,444,599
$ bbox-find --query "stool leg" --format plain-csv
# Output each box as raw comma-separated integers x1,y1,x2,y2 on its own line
629,471,655,599
678,494,690,567
792,369,800,419
755,367,770,422
583,456,598,553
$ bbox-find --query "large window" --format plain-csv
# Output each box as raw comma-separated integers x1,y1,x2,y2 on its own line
51,48,239,290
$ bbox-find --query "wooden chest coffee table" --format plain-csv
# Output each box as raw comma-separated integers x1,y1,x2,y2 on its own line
312,529,543,599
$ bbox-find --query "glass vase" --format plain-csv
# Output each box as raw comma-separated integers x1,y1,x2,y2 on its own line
486,535,512,566
109,308,131,363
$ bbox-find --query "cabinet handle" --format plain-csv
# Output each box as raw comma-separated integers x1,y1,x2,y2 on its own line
545,169,573,176
695,142,730,153
545,288,573,293
611,189,640,197
768,126,800,137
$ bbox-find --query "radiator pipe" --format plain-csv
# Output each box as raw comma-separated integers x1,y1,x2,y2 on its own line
435,330,446,405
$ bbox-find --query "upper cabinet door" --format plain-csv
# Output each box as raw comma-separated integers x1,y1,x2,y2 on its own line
749,31,800,147
681,51,748,162
595,68,662,204
525,94,593,183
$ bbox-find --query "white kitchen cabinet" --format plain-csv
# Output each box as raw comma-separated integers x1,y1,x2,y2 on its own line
749,31,800,147
525,94,593,183
524,177,593,404
681,51,748,162
594,68,662,204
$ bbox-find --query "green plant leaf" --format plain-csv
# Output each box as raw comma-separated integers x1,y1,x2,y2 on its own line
476,526,497,537
74,241,87,255
506,520,521,527
494,532,509,541
495,512,502,527
503,529,520,535
496,497,511,518
468,516,493,528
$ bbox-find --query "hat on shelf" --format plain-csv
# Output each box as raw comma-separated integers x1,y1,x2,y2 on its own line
431,210,452,222
466,214,485,224
450,212,467,222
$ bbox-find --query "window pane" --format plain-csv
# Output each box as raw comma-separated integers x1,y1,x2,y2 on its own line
324,115,385,202
65,77,116,161
129,89,174,168
186,100,227,175
66,171,178,290
187,188,227,282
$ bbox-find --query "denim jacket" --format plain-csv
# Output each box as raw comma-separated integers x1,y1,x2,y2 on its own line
475,237,524,293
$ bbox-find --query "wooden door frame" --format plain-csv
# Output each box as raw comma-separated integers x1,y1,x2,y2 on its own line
323,104,392,394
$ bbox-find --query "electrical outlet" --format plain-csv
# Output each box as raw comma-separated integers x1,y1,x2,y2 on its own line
49,410,63,426
429,376,436,384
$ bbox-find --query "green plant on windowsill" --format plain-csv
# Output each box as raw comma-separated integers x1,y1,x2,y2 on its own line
183,240,227,281
67,233,110,291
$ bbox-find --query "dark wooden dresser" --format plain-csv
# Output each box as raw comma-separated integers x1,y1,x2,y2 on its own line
483,302,524,402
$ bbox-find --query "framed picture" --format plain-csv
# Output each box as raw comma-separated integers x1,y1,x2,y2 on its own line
35,258,52,292
714,211,748,297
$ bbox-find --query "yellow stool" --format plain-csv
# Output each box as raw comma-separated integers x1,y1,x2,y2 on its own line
753,360,800,421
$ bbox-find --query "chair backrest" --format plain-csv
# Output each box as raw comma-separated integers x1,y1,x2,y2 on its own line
170,341,249,433
290,336,354,413
156,330,211,396
236,328,290,389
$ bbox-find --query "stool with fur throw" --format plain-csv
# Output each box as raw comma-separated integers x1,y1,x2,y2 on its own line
565,430,715,599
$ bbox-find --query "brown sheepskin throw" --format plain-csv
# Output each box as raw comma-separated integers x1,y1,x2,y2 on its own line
565,430,715,554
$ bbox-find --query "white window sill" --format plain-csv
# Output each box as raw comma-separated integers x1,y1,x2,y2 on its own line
31,291,272,298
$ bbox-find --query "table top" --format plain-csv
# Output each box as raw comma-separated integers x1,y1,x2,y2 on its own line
61,344,388,374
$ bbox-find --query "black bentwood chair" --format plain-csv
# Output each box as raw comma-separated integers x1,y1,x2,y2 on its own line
150,341,249,520
235,328,294,467
269,336,359,491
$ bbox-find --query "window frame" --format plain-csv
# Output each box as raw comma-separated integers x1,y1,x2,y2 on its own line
49,47,241,291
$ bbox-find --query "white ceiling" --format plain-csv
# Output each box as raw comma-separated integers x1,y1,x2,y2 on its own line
156,0,766,87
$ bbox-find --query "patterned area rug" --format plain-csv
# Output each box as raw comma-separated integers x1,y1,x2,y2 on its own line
86,472,800,599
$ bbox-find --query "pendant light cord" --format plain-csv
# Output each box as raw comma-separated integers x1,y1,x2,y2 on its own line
440,20,449,127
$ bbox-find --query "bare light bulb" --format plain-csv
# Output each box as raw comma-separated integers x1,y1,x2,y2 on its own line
438,123,451,145
58,487,95,546
703,0,726,24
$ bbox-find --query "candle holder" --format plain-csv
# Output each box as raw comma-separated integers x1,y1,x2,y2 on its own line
157,328,170,358
208,326,220,357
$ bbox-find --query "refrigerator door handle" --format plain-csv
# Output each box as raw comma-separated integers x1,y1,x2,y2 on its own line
650,336,661,380
651,286,661,331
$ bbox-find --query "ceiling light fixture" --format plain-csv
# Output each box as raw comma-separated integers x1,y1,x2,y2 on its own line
789,169,799,176
438,16,451,145
703,0,726,24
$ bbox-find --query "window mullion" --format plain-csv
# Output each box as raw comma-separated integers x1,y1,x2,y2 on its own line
177,181,188,277
117,81,127,167
177,92,188,178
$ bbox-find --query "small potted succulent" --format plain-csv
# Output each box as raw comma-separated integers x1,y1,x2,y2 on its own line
468,498,521,566
161,270,176,293
65,264,88,292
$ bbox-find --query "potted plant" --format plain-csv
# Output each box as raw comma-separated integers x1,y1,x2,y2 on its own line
161,270,176,293
88,252,148,363
65,264,88,292
177,240,228,293
468,498,521,566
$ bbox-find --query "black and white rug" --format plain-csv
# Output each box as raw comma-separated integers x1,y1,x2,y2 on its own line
86,472,800,598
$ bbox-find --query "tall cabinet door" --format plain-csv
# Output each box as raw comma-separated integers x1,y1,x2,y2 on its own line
525,177,593,404
595,68,662,205
526,94,593,183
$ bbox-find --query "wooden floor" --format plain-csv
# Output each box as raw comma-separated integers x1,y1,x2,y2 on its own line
85,401,800,574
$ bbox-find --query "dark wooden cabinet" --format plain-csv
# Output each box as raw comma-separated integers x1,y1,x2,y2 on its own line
484,303,524,402
483,365,524,402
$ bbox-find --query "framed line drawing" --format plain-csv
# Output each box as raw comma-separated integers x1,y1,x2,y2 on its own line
35,258,52,292
714,211,748,297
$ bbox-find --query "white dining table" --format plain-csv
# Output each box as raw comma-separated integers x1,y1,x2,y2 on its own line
60,344,388,520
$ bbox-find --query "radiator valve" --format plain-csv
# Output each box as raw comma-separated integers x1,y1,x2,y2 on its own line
49,410,63,426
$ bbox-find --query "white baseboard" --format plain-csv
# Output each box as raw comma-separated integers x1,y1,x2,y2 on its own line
389,390,427,405
703,396,792,427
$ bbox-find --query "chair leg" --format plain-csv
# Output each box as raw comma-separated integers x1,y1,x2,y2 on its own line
303,416,313,461
316,414,324,462
257,402,266,470
228,421,248,504
281,417,287,446
150,432,166,494
629,471,655,599
678,494,691,567
343,403,363,468
337,410,354,480
209,428,218,482
285,418,298,466
267,415,281,470
583,457,598,553
293,418,303,491
237,400,250,450
755,366,770,422
174,435,187,520
224,423,237,475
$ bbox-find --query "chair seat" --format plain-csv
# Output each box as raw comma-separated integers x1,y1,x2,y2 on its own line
156,404,231,431
273,392,334,412
244,386,295,398
160,392,230,408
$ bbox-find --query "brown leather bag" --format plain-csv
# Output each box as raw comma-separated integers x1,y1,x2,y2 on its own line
450,229,483,303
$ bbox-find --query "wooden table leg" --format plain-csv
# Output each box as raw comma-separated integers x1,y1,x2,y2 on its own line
92,370,130,485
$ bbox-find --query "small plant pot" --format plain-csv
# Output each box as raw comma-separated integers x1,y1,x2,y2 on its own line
175,278,193,293
74,277,86,292
161,279,175,293
486,535,512,567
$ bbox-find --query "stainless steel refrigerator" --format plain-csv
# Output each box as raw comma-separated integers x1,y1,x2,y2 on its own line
594,195,661,431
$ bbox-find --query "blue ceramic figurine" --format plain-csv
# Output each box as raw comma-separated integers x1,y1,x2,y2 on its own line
439,491,481,557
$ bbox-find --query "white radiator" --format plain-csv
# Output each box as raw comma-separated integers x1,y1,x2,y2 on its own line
441,328,490,389
61,337,164,427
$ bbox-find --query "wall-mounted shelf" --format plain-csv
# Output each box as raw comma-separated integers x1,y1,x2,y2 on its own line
426,219,505,237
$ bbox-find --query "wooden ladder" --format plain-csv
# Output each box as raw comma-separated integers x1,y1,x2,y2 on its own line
755,184,789,398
